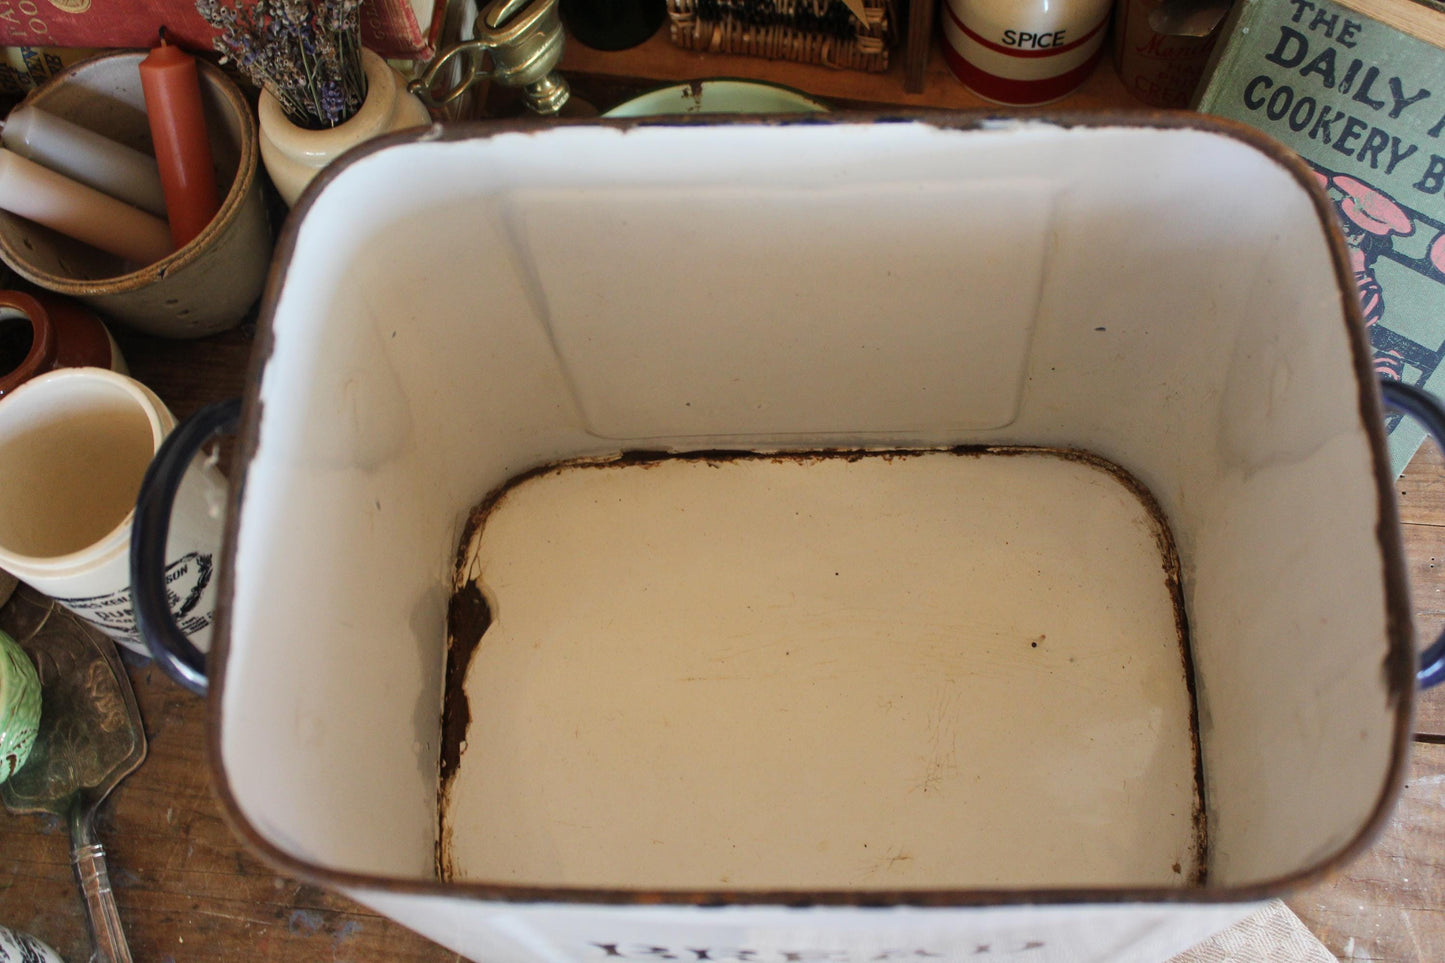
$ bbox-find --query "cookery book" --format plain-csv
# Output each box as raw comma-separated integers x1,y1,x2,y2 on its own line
0,0,445,61
1194,0,1445,474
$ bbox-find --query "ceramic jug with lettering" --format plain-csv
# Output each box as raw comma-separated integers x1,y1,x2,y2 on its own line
0,368,224,657
942,0,1114,104
0,924,64,963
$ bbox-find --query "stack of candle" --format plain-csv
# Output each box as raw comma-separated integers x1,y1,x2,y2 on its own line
0,110,173,266
0,40,221,270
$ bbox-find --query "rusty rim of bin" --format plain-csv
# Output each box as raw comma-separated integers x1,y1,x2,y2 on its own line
207,111,1416,908
0,52,259,298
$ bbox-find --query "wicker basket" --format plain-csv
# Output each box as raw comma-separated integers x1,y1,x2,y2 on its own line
666,0,894,72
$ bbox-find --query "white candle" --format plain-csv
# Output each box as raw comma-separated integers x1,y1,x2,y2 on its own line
0,148,173,266
1,105,168,217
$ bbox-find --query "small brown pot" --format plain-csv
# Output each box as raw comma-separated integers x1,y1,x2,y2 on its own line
0,290,124,397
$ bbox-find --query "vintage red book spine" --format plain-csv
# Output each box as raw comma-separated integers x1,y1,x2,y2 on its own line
359,0,441,61
0,0,437,61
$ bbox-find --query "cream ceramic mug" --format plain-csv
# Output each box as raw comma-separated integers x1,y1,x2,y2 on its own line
0,367,224,656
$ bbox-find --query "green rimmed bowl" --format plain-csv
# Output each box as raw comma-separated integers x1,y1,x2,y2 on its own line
0,628,39,783
603,80,829,117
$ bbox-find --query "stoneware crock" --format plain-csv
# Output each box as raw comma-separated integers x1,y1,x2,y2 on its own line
0,53,271,338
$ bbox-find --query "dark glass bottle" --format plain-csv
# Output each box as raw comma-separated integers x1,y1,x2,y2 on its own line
560,0,666,51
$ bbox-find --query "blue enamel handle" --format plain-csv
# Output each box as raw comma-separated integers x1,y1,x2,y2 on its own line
1378,378,1445,689
130,383,1445,693
129,398,241,695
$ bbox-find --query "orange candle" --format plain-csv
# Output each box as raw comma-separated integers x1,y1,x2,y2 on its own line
138,38,220,249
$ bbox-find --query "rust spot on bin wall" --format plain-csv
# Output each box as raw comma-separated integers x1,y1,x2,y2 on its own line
437,581,491,878
441,583,491,784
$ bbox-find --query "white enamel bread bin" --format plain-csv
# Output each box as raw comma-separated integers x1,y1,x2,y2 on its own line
186,117,1417,963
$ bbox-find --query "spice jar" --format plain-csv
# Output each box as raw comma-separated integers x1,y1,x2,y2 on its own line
942,0,1114,104
0,290,125,398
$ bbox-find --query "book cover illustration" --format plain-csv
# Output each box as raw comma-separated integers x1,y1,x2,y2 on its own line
1195,0,1445,474
0,0,439,61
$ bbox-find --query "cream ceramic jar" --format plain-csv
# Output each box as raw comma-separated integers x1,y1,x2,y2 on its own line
258,49,431,207
942,0,1113,104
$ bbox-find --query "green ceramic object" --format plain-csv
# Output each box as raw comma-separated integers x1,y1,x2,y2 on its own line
0,628,40,783
603,80,829,117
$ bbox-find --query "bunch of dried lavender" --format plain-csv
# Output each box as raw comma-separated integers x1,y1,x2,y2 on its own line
196,0,369,129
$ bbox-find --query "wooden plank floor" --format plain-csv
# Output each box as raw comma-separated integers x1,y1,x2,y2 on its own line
1286,744,1445,962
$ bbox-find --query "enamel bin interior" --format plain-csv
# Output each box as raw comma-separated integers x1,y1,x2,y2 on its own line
214,118,1410,958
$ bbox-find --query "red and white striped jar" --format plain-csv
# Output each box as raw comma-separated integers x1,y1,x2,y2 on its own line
942,0,1113,105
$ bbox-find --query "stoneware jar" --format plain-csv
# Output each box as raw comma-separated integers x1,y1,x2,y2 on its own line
942,0,1114,104
0,629,40,785
0,368,227,658
258,48,431,207
0,290,125,398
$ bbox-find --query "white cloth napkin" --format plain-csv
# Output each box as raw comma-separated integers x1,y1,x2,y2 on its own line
1168,901,1337,963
